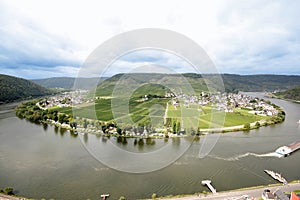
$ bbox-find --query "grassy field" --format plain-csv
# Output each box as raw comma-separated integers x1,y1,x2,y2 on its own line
56,97,269,131
166,104,266,129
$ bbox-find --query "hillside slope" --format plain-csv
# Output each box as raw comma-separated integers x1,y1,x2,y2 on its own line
32,77,107,90
95,73,300,96
0,74,52,103
274,86,300,101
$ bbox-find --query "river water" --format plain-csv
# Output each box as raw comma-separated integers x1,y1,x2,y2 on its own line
0,93,299,199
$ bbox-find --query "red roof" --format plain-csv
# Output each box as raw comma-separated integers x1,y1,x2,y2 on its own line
291,192,300,200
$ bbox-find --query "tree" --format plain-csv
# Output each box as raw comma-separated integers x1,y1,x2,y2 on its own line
70,121,77,129
176,121,181,133
255,122,260,127
117,127,122,135
152,193,157,199
172,121,176,134
244,123,251,130
3,187,14,195
119,196,126,200
83,119,88,129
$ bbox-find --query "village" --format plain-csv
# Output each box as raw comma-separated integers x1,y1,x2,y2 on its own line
38,90,89,109
170,92,279,116
34,90,282,138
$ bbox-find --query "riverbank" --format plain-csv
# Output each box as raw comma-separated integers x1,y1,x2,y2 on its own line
151,181,300,200
0,193,28,200
14,98,286,138
266,93,300,104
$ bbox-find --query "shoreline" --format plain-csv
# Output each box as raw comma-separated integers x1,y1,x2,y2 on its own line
148,180,300,200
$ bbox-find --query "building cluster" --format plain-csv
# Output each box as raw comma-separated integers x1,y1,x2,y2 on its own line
39,90,88,109
262,188,300,200
171,92,279,116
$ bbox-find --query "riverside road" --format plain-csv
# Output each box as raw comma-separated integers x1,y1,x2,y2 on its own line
166,182,300,200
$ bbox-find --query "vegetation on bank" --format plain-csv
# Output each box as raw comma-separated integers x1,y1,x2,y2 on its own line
0,187,14,195
15,96,285,138
273,86,300,102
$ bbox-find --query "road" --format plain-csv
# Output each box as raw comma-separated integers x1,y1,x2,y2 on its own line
163,182,300,200
0,193,27,200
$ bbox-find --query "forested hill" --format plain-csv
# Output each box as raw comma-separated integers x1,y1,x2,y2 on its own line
32,77,108,90
220,74,300,92
0,74,52,103
95,73,300,96
274,86,300,101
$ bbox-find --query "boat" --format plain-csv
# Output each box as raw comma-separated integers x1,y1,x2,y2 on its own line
264,170,288,184
275,141,300,157
275,146,293,157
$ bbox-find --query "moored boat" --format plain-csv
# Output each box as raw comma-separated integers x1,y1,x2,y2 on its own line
264,170,288,184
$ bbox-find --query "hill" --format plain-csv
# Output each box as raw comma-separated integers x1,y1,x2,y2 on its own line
220,74,300,92
95,73,300,96
95,73,210,97
0,74,52,103
32,77,108,90
273,86,300,101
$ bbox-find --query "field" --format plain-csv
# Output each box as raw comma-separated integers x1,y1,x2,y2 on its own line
56,97,268,131
166,103,265,129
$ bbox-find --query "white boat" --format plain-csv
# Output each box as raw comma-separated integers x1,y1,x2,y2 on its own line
275,140,300,157
275,146,293,157
264,170,288,184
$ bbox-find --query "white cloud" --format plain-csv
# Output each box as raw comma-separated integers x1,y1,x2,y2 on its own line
0,0,300,78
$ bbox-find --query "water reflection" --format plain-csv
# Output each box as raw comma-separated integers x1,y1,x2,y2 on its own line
83,133,88,144
54,126,59,134
70,131,78,138
42,123,48,131
101,136,108,143
116,136,128,145
60,128,67,136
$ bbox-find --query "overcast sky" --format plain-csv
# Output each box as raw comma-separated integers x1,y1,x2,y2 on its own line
1,0,300,79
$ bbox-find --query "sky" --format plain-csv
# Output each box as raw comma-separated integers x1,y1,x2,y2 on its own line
0,0,300,79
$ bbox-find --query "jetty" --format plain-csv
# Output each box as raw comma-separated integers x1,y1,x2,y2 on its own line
201,180,217,194
100,194,109,200
275,140,300,157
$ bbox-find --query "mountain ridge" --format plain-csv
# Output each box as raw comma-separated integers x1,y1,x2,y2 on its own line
32,77,108,90
95,73,300,96
0,74,53,103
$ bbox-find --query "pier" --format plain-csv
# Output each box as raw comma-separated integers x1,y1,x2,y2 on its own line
201,180,217,194
100,194,109,200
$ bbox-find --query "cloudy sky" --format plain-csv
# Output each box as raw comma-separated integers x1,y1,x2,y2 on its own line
0,0,300,79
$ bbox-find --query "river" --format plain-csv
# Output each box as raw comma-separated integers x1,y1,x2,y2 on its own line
0,93,299,200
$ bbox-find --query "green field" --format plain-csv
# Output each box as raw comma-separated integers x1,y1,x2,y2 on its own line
166,104,266,129
56,96,268,131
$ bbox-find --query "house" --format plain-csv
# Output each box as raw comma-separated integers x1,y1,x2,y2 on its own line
263,189,292,200
273,189,289,200
262,189,275,200
291,192,300,200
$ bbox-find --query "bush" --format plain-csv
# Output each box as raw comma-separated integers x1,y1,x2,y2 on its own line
255,122,260,127
152,193,157,199
244,123,251,130
119,196,126,200
4,187,14,195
